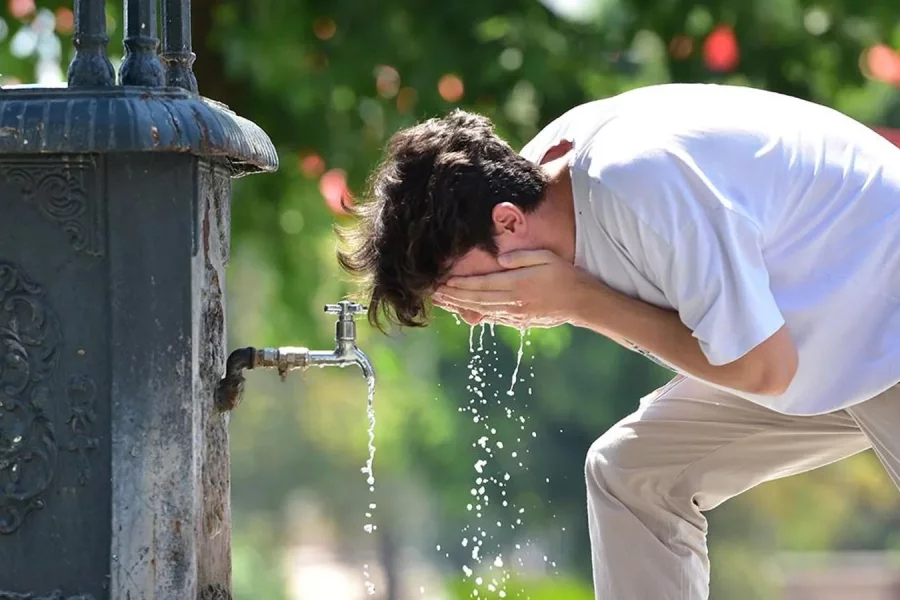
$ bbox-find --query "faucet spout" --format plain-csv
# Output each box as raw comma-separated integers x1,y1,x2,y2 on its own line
305,347,376,384
353,348,375,383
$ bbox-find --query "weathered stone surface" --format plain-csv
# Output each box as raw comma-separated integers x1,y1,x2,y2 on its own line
0,152,252,598
106,155,234,599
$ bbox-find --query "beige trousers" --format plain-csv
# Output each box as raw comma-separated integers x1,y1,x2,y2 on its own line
584,376,900,600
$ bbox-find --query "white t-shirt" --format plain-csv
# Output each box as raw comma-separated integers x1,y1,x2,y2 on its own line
519,83,900,416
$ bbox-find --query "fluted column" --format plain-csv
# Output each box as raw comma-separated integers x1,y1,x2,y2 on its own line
119,0,165,87
67,0,115,87
162,0,199,92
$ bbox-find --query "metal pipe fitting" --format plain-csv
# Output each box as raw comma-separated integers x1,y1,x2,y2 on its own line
216,301,374,411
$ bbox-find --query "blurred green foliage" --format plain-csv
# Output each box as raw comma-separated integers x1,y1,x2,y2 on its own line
4,0,900,598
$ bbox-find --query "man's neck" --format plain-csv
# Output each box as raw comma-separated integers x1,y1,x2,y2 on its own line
538,150,577,263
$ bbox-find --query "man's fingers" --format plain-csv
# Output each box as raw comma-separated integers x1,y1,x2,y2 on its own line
433,300,458,314
435,295,522,316
435,288,519,305
434,296,483,312
498,249,558,269
444,271,519,291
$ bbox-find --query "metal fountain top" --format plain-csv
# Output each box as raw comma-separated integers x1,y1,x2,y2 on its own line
0,0,278,176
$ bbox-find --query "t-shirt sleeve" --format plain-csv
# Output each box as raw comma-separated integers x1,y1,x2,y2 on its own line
649,207,786,366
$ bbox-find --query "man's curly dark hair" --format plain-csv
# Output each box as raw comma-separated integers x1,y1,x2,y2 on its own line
337,109,548,331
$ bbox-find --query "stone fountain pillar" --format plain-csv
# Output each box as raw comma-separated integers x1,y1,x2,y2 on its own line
0,0,277,597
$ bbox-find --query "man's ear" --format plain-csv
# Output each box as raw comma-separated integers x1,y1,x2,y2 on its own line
492,202,527,236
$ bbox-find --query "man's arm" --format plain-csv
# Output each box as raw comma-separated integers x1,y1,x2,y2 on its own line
435,259,799,396
568,277,798,396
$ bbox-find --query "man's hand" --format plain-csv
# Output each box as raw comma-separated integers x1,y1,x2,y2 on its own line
434,249,602,329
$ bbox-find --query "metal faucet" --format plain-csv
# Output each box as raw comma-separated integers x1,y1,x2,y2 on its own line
216,301,374,411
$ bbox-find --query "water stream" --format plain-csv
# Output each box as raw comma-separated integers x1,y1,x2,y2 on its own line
361,375,377,494
507,328,526,396
360,375,378,595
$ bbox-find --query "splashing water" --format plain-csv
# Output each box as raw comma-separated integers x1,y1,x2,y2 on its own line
360,375,378,595
507,328,526,396
450,324,539,599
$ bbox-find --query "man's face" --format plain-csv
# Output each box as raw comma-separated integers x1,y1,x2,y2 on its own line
442,247,501,326
439,224,535,326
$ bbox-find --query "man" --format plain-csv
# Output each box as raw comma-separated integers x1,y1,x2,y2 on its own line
337,83,900,599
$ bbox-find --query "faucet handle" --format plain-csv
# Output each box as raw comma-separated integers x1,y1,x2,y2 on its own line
324,301,367,319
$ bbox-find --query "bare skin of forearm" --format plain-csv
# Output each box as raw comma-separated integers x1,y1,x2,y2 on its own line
567,279,764,393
